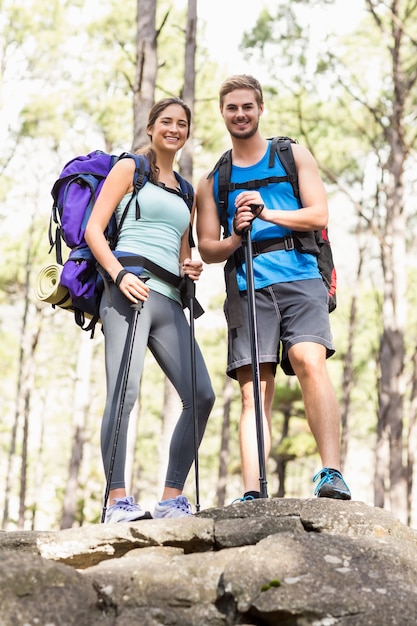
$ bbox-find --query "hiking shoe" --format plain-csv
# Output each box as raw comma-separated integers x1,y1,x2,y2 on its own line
153,495,192,519
313,468,351,500
231,494,256,504
105,496,152,523
231,490,261,504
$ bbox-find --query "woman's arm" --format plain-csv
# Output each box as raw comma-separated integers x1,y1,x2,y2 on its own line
85,157,150,304
180,195,203,281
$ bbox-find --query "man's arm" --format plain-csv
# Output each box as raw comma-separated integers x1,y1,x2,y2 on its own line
196,174,243,264
294,144,328,228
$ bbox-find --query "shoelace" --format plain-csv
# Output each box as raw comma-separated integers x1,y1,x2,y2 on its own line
313,468,344,495
113,496,142,511
231,495,255,504
173,495,192,513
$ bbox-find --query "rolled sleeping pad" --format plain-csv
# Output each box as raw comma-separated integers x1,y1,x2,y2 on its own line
35,264,72,307
35,263,98,322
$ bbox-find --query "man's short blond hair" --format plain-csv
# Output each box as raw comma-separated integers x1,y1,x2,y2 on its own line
219,75,264,108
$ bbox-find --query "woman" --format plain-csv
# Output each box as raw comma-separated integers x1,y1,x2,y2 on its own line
85,98,215,522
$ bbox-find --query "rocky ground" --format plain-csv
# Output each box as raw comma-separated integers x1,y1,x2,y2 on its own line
0,498,416,625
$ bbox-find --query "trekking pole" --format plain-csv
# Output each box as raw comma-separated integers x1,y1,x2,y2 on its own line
100,294,146,523
242,221,268,499
185,276,200,512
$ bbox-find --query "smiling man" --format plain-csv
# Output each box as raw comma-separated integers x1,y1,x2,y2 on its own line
196,74,351,503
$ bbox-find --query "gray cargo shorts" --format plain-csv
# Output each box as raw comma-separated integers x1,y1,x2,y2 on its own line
224,278,335,378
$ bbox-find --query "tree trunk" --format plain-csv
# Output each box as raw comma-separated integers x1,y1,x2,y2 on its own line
216,375,234,507
365,0,411,523
275,408,292,498
375,164,407,521
60,333,93,529
31,383,47,531
406,348,417,526
3,216,37,530
178,0,197,181
18,311,42,529
339,236,367,468
132,0,158,151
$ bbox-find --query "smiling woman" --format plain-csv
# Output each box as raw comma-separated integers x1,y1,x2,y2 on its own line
84,97,215,524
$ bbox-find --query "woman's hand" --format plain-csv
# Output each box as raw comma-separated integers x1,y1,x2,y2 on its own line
117,272,150,304
181,258,203,281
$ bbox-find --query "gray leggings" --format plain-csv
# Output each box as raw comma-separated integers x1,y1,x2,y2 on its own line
100,284,215,492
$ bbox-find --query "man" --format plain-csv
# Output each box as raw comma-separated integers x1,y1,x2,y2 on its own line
196,74,351,501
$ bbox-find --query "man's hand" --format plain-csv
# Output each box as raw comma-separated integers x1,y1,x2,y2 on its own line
233,191,265,235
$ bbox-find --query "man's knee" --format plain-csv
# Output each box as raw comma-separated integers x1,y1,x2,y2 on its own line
288,342,327,377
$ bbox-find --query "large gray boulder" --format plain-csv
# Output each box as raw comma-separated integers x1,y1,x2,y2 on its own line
0,498,416,625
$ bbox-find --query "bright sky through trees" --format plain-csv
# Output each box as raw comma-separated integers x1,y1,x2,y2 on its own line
176,0,364,73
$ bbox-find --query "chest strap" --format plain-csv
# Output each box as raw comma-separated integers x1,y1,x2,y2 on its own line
233,235,295,265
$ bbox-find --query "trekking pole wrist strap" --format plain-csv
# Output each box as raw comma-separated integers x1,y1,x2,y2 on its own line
115,269,129,287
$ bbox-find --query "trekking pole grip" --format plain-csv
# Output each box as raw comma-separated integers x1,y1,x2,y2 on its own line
185,275,196,302
130,275,149,313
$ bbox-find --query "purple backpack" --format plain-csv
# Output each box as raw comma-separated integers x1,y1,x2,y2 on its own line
49,150,150,332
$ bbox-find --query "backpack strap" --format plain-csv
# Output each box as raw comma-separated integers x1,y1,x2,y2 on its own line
269,137,319,256
269,136,300,204
106,153,150,250
117,152,150,221
118,254,182,287
207,149,232,237
234,235,295,263
117,254,204,319
174,172,196,248
175,173,194,212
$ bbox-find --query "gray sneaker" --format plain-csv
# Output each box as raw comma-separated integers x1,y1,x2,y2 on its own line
153,495,192,519
313,468,351,500
105,496,152,523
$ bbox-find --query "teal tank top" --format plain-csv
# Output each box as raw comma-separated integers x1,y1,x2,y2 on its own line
115,182,191,304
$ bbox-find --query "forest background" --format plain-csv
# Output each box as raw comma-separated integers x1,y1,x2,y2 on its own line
1,0,416,531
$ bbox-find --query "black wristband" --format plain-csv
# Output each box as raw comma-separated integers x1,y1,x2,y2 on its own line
115,269,129,287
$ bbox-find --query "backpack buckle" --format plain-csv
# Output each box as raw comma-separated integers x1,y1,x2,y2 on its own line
284,235,295,251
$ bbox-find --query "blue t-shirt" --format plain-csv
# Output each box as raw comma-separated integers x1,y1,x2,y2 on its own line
115,182,191,304
213,141,320,291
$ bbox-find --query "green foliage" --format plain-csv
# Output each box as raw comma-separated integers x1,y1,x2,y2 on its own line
240,8,276,55
271,381,303,411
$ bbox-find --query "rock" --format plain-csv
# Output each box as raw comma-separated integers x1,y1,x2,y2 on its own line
0,551,97,625
0,499,416,625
